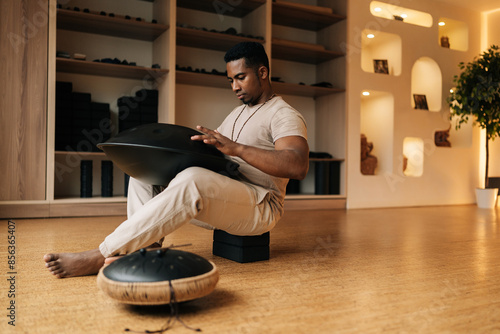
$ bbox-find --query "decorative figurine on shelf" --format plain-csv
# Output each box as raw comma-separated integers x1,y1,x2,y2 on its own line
441,36,450,48
435,126,452,147
360,134,378,175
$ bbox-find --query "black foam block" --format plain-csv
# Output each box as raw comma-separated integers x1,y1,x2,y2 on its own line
56,81,73,96
101,160,113,197
213,230,269,247
91,102,110,112
212,230,270,263
140,105,157,114
315,161,330,195
56,99,72,109
212,242,269,263
80,160,93,198
141,113,158,123
135,89,158,103
329,161,341,195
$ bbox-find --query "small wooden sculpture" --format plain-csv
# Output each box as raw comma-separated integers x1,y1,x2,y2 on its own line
361,134,378,175
435,126,451,147
440,36,450,48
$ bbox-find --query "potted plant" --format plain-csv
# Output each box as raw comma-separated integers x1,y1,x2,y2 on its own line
448,45,500,208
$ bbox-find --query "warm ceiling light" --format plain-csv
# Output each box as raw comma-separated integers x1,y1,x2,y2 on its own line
362,91,370,96
367,34,375,39
374,7,382,12
439,21,446,26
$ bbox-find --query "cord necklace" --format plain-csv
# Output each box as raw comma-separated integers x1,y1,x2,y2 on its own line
231,94,276,142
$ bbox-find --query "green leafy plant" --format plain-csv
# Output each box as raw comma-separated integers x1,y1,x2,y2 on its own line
448,45,500,188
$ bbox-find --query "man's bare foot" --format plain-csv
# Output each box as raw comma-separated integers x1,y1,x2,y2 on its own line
102,241,163,266
104,256,121,265
43,249,105,278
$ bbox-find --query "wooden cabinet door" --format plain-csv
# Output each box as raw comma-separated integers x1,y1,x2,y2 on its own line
0,0,48,200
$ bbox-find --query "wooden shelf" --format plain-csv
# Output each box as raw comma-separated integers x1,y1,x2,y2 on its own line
285,194,346,199
272,38,344,64
273,81,344,98
176,0,265,17
177,27,264,52
55,151,105,157
176,71,344,98
52,196,127,203
56,58,169,80
272,1,345,31
57,8,169,41
176,70,229,88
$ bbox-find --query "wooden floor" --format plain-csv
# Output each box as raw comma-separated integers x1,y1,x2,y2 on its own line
1,205,500,333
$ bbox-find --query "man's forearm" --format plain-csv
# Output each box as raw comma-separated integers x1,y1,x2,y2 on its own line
236,144,309,180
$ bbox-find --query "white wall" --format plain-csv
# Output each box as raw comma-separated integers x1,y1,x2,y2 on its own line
346,0,482,208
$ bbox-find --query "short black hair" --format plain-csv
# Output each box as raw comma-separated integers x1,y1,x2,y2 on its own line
224,42,269,72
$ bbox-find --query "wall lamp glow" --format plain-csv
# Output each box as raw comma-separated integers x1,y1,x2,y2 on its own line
367,34,375,39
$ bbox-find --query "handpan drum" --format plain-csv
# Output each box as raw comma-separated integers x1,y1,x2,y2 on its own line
97,248,219,305
97,123,239,185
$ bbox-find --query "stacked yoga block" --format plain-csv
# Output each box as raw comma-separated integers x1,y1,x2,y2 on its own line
212,230,270,263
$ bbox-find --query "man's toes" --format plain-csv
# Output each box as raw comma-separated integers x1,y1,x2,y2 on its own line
50,266,64,275
43,254,55,262
45,260,59,269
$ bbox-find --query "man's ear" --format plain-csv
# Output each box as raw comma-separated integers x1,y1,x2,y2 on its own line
258,66,269,80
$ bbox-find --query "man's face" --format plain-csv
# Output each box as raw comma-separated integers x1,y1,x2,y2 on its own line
226,58,264,106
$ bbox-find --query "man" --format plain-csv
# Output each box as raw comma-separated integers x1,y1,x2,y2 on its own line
44,42,309,278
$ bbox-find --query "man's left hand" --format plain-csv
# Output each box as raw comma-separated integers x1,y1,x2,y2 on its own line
191,125,240,156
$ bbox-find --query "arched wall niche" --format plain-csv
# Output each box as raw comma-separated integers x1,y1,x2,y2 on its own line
361,29,402,76
411,57,442,112
360,90,394,176
403,137,424,177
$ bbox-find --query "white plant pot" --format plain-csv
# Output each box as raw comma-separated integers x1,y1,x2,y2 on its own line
475,188,499,209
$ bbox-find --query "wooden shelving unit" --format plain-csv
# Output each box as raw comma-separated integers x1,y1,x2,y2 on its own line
0,0,348,218
57,8,169,41
177,0,265,17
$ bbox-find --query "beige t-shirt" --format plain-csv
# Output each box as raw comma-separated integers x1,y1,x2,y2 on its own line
217,96,307,211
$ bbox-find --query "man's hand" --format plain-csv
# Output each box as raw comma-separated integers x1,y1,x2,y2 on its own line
191,125,309,180
191,125,241,156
